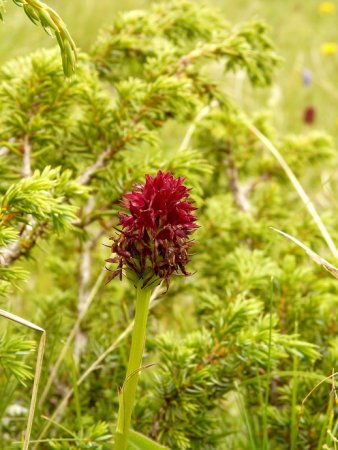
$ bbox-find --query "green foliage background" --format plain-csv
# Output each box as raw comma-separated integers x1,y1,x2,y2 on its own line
1,0,338,138
0,0,337,449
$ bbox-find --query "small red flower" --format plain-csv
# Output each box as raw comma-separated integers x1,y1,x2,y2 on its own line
303,106,316,124
106,171,198,287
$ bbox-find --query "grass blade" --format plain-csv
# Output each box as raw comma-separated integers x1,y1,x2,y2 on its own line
0,308,46,450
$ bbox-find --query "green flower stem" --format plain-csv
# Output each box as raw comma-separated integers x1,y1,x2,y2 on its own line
114,282,153,450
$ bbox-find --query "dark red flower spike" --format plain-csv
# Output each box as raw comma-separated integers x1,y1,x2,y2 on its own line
106,171,198,288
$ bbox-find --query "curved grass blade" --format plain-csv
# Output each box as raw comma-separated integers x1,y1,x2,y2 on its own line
0,308,46,450
272,228,338,279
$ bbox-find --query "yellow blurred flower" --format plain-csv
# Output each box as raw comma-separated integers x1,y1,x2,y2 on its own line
336,118,338,126
319,1,336,14
320,42,338,55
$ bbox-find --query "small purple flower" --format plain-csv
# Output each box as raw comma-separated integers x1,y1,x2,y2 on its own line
302,69,312,86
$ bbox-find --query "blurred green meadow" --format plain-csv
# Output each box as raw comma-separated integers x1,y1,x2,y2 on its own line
1,0,338,139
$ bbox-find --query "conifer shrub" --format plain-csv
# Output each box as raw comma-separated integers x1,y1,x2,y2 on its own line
0,1,337,449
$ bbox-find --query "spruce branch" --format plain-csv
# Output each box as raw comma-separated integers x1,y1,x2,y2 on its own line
224,143,251,214
1,220,47,266
0,167,88,265
21,135,31,178
78,146,113,186
0,334,35,384
93,1,278,88
171,22,278,87
74,75,188,186
0,6,279,273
